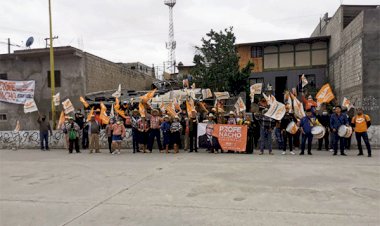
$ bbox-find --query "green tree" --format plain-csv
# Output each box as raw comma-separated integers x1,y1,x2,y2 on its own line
191,27,253,96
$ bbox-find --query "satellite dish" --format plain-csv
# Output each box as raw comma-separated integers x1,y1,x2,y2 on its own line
26,37,34,48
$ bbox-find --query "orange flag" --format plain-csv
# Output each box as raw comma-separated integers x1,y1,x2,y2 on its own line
99,102,109,124
116,109,128,119
139,102,146,118
115,97,120,111
166,103,177,117
199,101,208,113
57,111,66,130
140,89,157,104
79,96,89,108
87,107,94,122
173,98,181,111
316,84,335,104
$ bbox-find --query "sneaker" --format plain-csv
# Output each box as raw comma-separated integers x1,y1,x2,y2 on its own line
269,152,274,155
282,151,286,155
333,153,337,156
341,153,347,156
111,152,116,155
357,153,363,156
329,149,334,152
117,151,121,155
290,151,296,155
308,152,312,155
259,152,263,155
299,152,304,155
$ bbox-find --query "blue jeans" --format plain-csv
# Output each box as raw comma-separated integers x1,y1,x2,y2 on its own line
275,128,284,150
40,131,49,150
260,128,272,153
301,133,313,153
355,132,371,155
333,132,345,154
148,129,163,151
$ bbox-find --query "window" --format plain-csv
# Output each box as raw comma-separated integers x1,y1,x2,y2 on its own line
0,73,7,80
47,70,61,88
0,114,7,121
131,66,136,70
250,77,264,85
251,46,263,58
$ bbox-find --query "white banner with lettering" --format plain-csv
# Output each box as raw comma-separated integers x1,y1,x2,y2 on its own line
0,79,35,104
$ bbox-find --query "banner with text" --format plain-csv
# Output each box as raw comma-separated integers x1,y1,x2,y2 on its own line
0,79,35,104
197,123,247,152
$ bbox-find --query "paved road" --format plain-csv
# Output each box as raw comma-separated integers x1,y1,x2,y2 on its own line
1,149,379,226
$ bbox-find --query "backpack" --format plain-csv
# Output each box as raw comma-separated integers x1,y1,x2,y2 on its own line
69,128,77,140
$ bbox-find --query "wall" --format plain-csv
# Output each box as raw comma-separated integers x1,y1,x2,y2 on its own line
361,8,380,124
0,53,86,131
0,129,133,149
85,53,154,93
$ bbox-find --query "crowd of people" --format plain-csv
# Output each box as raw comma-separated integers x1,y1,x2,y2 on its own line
36,94,373,157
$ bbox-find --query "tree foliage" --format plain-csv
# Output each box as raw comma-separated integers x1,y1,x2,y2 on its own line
191,27,253,96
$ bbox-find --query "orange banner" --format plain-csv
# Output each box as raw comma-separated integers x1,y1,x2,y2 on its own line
79,96,89,108
197,123,247,152
316,83,335,104
140,89,157,104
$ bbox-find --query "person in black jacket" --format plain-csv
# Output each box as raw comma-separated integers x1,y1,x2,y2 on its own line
280,106,297,155
316,108,330,151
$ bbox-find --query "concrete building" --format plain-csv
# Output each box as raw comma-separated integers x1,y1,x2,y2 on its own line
311,5,380,124
121,62,155,77
237,36,330,102
0,46,156,130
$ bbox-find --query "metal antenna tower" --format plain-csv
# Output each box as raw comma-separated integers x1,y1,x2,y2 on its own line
164,0,176,74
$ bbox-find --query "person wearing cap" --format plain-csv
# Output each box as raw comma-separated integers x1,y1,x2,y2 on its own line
280,105,296,155
299,109,316,155
66,117,81,154
330,105,349,156
131,109,140,153
105,119,115,153
148,109,163,153
351,107,372,157
137,116,149,153
111,119,126,155
255,109,276,155
37,114,53,151
227,111,237,125
161,115,171,153
88,115,101,154
170,115,182,154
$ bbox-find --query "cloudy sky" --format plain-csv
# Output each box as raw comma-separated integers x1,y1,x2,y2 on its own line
0,0,378,73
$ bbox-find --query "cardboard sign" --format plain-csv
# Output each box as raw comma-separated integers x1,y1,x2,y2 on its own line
316,84,335,104
62,99,75,114
0,79,35,104
24,99,38,113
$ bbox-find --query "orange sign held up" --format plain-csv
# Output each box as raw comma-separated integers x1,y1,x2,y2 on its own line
79,96,89,108
316,84,335,104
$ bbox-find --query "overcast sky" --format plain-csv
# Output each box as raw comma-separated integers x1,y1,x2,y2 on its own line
1,0,378,72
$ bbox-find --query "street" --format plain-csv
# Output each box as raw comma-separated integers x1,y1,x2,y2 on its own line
1,149,379,226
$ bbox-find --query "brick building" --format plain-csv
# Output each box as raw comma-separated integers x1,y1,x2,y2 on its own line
311,5,380,124
0,46,156,130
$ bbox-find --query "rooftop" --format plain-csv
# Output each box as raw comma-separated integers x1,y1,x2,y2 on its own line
236,36,330,47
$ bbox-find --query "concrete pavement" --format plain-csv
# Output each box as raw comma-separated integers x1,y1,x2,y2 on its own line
1,149,379,226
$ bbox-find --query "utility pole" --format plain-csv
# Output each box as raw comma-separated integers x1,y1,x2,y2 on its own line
48,0,56,127
7,38,10,54
44,36,58,48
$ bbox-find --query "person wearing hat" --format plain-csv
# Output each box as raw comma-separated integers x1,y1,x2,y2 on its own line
207,113,216,124
170,115,183,154
351,107,372,157
37,114,53,151
227,111,237,125
148,109,163,153
330,105,349,156
131,109,140,153
299,109,317,155
88,115,101,154
160,115,171,153
137,116,149,153
66,117,81,154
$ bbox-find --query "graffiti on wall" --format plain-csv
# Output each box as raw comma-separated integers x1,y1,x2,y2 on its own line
0,129,133,149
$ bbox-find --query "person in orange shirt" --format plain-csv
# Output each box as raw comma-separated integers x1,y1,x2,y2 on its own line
351,107,372,157
302,94,317,112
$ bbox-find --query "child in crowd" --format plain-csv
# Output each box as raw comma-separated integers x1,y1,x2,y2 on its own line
161,115,171,153
170,116,182,154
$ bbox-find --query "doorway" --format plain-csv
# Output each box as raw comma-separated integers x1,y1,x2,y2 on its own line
275,76,287,103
